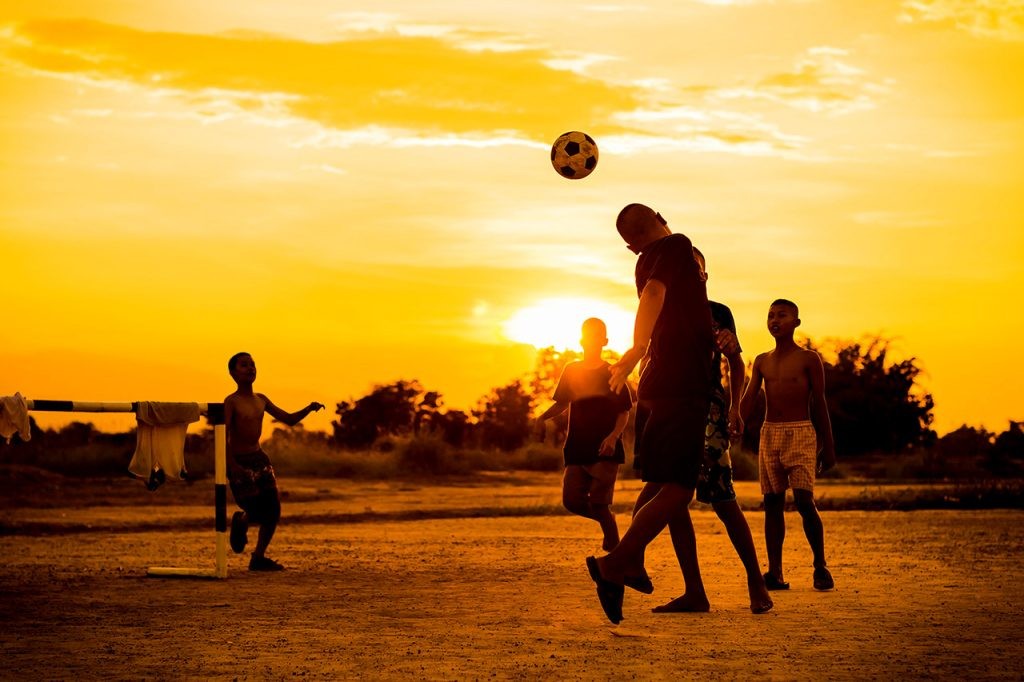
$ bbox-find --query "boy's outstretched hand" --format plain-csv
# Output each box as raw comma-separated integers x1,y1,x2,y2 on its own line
610,346,645,393
308,402,325,412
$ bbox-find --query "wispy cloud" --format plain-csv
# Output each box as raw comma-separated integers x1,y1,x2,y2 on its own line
711,47,889,115
0,19,640,142
900,0,1024,41
0,18,831,160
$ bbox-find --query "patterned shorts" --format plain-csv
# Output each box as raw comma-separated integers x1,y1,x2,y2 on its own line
229,449,280,523
563,460,619,507
697,398,736,504
759,421,817,495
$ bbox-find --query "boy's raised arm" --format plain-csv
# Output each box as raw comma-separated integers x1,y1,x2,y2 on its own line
261,394,325,427
807,353,836,472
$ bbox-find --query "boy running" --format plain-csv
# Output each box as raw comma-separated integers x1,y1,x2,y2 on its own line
536,318,634,552
225,352,323,571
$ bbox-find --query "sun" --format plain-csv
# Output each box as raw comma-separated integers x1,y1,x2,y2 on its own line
502,297,634,352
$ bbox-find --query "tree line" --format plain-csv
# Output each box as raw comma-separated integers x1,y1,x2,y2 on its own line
4,335,1022,478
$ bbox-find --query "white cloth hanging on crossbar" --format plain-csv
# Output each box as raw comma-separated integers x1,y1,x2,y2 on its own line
128,402,202,488
0,393,31,444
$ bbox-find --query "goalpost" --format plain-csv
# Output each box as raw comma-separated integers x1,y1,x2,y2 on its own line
24,399,228,579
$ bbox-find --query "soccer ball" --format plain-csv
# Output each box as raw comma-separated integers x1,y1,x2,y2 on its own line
550,131,599,179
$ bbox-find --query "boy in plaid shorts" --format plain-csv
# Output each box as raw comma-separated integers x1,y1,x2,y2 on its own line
739,299,837,591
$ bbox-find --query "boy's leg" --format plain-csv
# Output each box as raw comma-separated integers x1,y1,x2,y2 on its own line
251,492,281,559
562,466,592,518
650,500,709,612
585,461,620,552
597,482,695,582
759,422,790,589
248,460,284,571
712,500,773,613
793,488,833,590
763,492,787,587
629,482,661,565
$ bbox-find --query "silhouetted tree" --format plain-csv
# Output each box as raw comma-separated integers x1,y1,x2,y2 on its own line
436,409,471,448
413,391,444,436
988,421,1024,476
333,380,423,448
936,424,994,459
475,380,532,451
743,337,935,456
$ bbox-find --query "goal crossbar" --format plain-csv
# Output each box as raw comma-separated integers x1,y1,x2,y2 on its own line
24,399,228,579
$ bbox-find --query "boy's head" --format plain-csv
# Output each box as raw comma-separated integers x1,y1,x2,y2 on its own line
616,203,671,254
692,246,708,282
580,317,608,352
228,352,256,385
767,299,800,339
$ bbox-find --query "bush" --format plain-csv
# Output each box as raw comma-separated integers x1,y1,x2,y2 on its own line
396,436,469,476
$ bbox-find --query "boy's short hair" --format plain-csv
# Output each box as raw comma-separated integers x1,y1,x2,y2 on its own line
228,352,251,373
616,203,667,240
770,299,799,316
581,317,607,336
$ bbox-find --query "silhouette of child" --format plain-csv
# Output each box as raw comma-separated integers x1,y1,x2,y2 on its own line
225,352,323,571
739,300,837,591
536,318,634,552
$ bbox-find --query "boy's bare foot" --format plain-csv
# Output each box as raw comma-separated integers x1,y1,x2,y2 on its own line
651,593,711,613
813,566,834,591
602,536,619,552
748,575,774,614
763,571,790,591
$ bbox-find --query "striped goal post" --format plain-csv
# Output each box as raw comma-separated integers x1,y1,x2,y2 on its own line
24,399,228,579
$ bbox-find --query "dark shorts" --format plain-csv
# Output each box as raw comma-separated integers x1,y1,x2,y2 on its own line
229,449,280,523
633,397,709,488
697,398,736,504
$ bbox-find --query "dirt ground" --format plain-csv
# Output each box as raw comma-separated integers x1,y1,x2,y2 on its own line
1,472,1022,680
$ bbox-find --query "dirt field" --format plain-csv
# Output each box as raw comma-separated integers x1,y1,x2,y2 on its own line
1,472,1022,680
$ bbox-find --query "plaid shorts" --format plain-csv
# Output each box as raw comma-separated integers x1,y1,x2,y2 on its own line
759,421,817,494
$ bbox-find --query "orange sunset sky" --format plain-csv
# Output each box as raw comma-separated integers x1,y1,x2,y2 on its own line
2,0,1022,436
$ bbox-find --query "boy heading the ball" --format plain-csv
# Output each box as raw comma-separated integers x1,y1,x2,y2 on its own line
632,247,773,614
738,299,837,592
584,203,716,624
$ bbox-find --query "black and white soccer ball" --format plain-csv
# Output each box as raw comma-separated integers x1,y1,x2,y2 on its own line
550,131,599,180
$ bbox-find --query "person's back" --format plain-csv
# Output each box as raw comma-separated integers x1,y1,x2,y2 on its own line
633,233,716,401
558,359,629,467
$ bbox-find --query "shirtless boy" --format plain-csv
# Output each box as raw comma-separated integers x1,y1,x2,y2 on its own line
739,300,836,591
225,352,323,571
